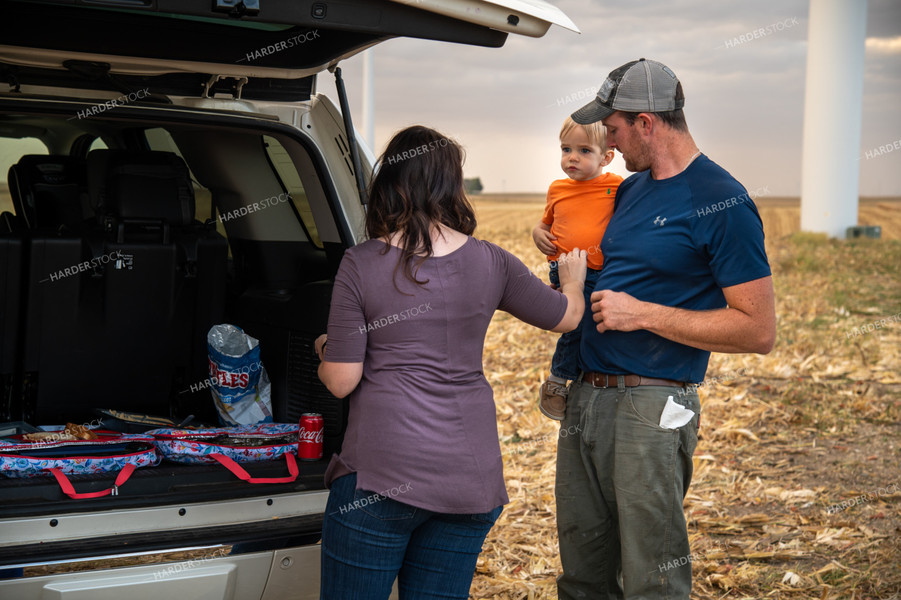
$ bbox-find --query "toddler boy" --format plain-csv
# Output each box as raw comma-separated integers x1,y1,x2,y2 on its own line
533,117,622,419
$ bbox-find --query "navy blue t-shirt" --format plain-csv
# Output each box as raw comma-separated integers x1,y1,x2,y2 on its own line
579,155,771,383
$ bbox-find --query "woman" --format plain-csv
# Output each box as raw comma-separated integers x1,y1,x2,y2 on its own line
315,125,587,599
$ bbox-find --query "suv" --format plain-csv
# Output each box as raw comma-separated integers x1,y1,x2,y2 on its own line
0,1,575,598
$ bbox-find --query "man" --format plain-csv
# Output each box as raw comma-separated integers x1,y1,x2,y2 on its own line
556,58,775,599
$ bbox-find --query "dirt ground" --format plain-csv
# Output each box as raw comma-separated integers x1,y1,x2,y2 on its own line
469,195,901,600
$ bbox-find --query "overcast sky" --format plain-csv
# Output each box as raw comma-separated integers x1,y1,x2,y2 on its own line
324,0,901,197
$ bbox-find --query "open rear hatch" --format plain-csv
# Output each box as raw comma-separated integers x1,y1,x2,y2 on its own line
0,0,577,100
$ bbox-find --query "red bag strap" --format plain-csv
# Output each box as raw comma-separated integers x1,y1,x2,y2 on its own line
209,453,299,484
48,463,137,499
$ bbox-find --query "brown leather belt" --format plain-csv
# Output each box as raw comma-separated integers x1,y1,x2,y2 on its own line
582,372,686,389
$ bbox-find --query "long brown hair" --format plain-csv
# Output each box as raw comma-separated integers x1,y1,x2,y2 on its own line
365,126,476,286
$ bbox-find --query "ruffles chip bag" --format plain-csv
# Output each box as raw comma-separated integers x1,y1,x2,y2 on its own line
207,324,273,426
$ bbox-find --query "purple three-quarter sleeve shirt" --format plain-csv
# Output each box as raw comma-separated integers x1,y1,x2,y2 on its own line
323,237,568,514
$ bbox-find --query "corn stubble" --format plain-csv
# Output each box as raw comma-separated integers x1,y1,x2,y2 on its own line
469,195,901,600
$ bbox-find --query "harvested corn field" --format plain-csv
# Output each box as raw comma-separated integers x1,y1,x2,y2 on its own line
469,195,901,600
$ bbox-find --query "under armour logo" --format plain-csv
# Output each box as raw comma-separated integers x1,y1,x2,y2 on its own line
653,216,667,226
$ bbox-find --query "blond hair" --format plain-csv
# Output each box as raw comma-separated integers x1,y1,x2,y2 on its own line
559,116,607,149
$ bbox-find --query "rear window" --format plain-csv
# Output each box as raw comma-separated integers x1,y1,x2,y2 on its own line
263,135,322,248
0,137,48,215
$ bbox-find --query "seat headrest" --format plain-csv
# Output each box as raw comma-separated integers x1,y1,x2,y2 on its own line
7,155,87,230
87,150,195,227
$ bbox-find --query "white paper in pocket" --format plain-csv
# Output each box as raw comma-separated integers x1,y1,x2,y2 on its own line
658,395,695,429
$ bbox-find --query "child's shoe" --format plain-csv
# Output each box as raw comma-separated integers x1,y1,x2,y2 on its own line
538,379,568,420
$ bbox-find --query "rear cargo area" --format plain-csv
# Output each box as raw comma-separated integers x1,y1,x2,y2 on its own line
0,100,347,566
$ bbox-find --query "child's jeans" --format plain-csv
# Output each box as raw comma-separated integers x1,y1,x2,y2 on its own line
549,264,601,381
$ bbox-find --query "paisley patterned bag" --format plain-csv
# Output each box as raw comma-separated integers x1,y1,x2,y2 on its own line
0,431,160,499
146,423,299,484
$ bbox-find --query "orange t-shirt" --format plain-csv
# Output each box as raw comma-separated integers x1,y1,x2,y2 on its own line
541,172,622,270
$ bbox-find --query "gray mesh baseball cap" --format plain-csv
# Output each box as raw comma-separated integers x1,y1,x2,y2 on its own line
571,58,684,124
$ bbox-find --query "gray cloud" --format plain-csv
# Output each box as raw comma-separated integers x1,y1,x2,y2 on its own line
867,0,901,39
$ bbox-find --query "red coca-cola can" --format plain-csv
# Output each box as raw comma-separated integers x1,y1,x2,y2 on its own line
298,413,324,461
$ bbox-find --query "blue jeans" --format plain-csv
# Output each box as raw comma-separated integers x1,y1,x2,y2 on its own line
556,377,700,599
321,473,503,599
549,266,601,380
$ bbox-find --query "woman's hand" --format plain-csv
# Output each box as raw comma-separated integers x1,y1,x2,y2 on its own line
556,248,588,291
550,248,588,333
314,334,328,361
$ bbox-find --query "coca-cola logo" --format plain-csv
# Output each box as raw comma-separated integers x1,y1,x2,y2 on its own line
299,427,323,443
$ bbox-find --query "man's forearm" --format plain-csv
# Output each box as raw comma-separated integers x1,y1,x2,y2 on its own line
637,302,773,354
592,277,776,355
